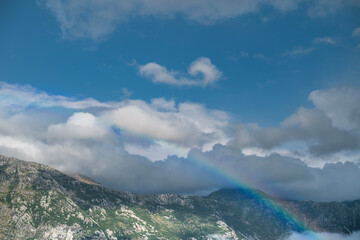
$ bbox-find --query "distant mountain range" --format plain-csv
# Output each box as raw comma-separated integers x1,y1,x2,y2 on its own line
1,154,360,240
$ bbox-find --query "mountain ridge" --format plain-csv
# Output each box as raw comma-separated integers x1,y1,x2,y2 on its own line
1,154,360,239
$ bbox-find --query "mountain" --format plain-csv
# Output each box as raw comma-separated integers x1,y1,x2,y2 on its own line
1,154,360,240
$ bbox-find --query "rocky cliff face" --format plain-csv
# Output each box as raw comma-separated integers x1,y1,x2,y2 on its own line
1,154,359,240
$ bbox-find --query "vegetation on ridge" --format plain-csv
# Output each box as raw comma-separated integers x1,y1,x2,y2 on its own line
1,155,360,240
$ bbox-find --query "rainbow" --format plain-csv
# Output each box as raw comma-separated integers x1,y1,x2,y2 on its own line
117,128,321,239
187,149,320,240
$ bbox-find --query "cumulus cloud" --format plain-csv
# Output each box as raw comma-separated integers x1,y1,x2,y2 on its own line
47,112,110,140
283,107,358,155
41,0,359,41
1,82,360,200
0,82,229,161
231,87,360,159
101,100,229,152
309,88,360,130
138,57,222,87
281,231,360,240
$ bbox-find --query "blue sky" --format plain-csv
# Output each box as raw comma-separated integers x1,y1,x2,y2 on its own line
1,0,359,125
1,0,360,199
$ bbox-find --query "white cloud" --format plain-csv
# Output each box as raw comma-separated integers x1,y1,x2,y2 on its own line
231,87,360,159
207,233,234,240
1,82,360,200
103,104,192,142
151,98,176,111
309,88,360,130
0,82,229,161
138,57,222,87
138,63,190,86
313,36,336,45
0,82,230,193
253,53,271,60
40,0,282,40
283,37,336,58
281,231,360,240
0,81,111,110
41,0,359,41
101,100,229,148
176,102,230,150
0,136,43,160
121,88,133,98
282,46,315,57
352,27,360,37
124,140,188,161
2,127,360,200
47,112,110,140
44,0,127,41
306,0,344,17
188,57,222,86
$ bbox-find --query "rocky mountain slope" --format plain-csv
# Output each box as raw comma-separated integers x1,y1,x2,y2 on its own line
1,154,360,240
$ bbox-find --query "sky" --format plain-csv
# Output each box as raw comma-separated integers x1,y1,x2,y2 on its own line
0,0,360,201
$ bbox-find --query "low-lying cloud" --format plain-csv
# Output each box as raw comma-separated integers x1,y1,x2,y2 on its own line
1,82,360,201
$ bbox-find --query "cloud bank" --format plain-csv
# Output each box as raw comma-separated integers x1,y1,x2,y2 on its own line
1,82,360,200
231,87,360,166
